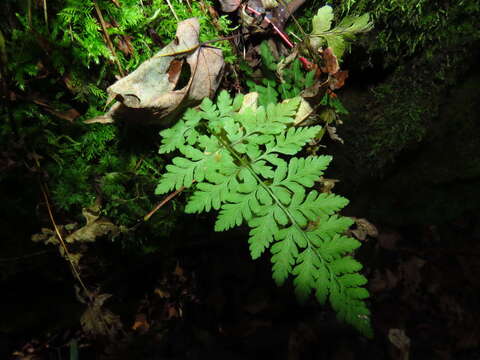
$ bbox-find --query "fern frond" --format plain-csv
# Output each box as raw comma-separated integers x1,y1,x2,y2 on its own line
310,5,373,59
157,90,373,337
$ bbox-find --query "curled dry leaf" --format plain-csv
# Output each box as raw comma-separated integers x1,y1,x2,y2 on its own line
66,206,119,243
326,124,344,144
86,18,224,125
350,217,378,240
329,70,349,90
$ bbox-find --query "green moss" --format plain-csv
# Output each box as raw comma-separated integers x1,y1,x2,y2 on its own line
1,0,229,233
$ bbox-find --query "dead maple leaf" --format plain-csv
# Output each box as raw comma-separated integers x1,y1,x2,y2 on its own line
86,18,224,125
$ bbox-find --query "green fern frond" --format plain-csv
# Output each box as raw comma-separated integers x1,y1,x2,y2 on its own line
310,5,373,59
156,91,373,337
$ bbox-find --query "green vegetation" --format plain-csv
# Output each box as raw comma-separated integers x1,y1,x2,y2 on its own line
1,0,234,230
156,91,372,336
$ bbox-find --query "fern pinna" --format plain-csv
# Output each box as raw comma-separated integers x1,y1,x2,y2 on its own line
156,91,372,337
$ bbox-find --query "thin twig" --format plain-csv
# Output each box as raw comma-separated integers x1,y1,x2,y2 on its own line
40,183,92,299
43,0,49,32
93,0,125,77
246,6,294,48
165,0,179,21
144,181,196,221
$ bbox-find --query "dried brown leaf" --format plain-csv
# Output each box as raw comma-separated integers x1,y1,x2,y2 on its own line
321,47,339,74
329,70,349,90
219,0,241,12
80,293,122,338
87,18,224,125
326,124,344,143
66,206,119,243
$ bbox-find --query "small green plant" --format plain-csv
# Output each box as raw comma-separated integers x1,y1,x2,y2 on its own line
309,5,373,60
155,91,372,337
245,42,315,106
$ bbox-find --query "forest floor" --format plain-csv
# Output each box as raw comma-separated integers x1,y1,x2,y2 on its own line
4,212,480,359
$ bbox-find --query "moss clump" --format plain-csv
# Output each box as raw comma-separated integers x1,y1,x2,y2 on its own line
1,0,234,233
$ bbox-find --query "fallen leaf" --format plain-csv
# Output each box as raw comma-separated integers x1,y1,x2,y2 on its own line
350,217,378,240
87,18,224,125
66,205,119,243
294,97,314,125
329,70,349,90
326,124,344,143
80,293,122,338
219,0,241,12
321,47,339,74
388,328,411,360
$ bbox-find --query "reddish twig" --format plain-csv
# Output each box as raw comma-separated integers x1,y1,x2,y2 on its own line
246,6,295,48
144,181,196,221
